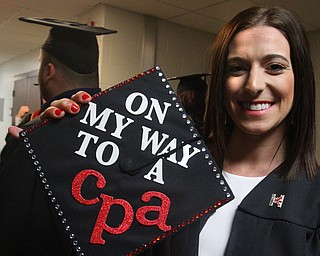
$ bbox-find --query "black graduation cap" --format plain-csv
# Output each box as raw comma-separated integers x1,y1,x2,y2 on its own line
19,17,117,74
168,73,210,93
20,67,233,255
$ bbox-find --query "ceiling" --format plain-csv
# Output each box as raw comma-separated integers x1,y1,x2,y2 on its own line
1,0,320,66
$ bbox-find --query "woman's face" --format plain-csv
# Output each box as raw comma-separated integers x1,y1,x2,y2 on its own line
225,25,294,136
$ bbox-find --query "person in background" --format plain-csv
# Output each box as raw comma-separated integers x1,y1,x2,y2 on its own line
17,17,116,124
169,74,209,133
0,18,116,168
0,18,116,256
14,105,30,125
4,5,320,256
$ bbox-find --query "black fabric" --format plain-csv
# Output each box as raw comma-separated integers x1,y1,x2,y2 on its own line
144,168,320,256
0,142,75,256
17,67,233,255
224,169,320,256
0,88,99,256
139,219,203,256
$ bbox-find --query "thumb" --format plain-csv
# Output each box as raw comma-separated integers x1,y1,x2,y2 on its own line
8,126,23,139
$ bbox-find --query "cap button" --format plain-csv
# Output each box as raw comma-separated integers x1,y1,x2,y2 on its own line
119,158,134,174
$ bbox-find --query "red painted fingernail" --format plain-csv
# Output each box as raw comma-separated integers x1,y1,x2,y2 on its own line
71,104,79,112
82,94,90,100
55,109,62,115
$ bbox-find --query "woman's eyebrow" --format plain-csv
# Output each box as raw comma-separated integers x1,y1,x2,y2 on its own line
262,54,290,64
226,54,290,65
226,56,244,63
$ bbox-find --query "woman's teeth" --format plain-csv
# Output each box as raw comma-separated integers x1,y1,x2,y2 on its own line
242,103,271,111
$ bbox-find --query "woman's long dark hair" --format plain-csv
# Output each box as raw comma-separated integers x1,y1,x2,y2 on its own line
203,6,318,179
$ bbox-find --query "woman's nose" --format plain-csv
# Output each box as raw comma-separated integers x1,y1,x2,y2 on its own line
244,67,266,95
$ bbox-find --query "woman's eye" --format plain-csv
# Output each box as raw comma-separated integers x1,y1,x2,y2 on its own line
266,63,287,73
226,65,245,75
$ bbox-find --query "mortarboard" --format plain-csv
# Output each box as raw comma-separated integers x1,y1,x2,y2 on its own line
20,66,233,255
19,17,117,74
168,73,211,94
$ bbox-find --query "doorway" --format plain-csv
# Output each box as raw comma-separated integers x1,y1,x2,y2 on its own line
12,70,41,125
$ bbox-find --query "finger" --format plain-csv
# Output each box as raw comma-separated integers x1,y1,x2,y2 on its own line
71,91,92,104
50,98,80,114
39,106,66,120
8,126,23,139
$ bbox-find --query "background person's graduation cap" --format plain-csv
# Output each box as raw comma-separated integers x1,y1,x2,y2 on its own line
20,66,233,255
168,73,211,94
168,73,211,131
19,17,117,74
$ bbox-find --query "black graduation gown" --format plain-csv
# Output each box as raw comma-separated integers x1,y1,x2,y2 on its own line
224,169,320,256
143,169,320,256
0,143,74,256
0,88,101,256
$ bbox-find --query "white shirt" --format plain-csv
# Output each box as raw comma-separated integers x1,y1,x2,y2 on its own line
198,171,265,256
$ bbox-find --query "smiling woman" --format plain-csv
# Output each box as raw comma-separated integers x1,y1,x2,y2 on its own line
225,25,294,138
204,6,317,180
199,5,319,256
